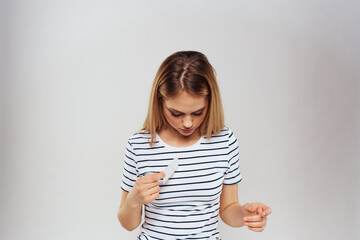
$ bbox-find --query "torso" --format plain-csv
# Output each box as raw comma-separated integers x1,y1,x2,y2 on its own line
121,127,242,239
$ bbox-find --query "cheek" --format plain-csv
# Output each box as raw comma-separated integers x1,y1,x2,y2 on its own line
168,116,178,125
165,113,180,126
199,116,206,124
194,115,206,126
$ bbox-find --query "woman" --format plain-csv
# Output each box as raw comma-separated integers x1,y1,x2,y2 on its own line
118,51,271,239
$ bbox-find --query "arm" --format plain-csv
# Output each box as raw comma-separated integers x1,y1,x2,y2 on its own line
117,172,165,231
219,184,271,232
219,184,245,227
117,190,142,231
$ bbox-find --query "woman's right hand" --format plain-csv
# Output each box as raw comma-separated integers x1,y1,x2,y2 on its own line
127,172,165,206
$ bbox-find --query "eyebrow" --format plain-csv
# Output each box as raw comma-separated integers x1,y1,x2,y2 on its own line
168,106,206,114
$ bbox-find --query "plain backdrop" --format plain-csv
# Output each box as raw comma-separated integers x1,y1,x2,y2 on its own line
1,0,359,239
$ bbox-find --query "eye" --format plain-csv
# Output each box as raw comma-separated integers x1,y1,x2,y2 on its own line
192,112,203,116
171,112,182,117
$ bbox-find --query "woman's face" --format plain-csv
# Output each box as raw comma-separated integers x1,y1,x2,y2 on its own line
162,90,208,138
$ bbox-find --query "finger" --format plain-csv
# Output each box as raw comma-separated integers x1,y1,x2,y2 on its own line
258,205,271,217
144,184,161,197
141,185,161,204
247,226,265,232
245,221,265,228
258,203,271,216
135,178,160,195
254,203,271,217
244,214,263,222
265,207,272,216
142,180,160,189
142,172,165,183
136,178,159,191
144,190,160,204
244,203,257,213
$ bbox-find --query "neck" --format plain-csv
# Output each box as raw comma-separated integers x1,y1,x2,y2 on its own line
158,127,201,147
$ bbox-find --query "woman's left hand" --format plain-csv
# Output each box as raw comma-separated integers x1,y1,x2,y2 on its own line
241,202,271,232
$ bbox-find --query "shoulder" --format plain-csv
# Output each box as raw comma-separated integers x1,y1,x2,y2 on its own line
127,131,151,147
202,127,237,144
209,127,236,139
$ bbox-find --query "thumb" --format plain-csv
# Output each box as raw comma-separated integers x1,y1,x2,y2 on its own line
146,172,165,181
157,171,166,179
244,203,257,212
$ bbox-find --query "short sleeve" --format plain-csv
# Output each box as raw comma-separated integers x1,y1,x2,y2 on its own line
223,129,242,185
121,140,138,192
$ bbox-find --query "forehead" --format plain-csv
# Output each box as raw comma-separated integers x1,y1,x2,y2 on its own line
163,91,208,112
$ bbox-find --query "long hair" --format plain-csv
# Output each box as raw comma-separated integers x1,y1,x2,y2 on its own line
142,51,224,145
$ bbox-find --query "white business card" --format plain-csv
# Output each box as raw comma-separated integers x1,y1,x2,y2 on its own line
162,157,179,184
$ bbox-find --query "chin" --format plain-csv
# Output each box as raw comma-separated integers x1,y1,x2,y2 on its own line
178,129,195,136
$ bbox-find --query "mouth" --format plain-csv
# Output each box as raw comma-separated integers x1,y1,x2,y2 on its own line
180,128,193,134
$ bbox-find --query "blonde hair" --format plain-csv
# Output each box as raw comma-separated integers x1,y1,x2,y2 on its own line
142,51,224,144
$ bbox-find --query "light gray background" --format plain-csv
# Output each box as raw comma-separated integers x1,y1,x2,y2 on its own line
1,0,359,239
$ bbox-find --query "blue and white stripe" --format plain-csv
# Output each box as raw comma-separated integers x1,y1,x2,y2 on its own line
121,127,242,240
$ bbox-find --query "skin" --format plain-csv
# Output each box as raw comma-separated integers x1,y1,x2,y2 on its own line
159,90,209,147
117,90,271,232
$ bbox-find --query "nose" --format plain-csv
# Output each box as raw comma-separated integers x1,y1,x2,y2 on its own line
182,116,193,129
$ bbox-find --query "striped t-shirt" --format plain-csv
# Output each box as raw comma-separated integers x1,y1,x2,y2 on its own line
121,127,242,240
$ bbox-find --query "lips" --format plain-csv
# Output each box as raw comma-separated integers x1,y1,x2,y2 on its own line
181,128,193,134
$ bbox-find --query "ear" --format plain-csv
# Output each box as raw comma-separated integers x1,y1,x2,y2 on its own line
158,94,167,102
